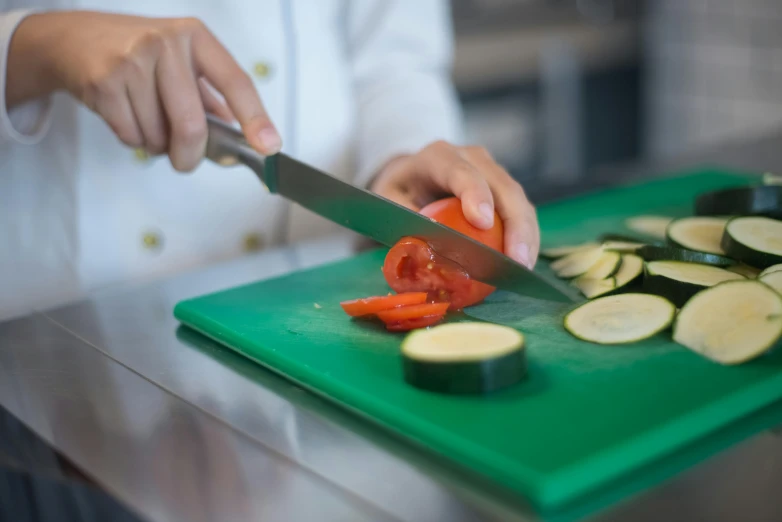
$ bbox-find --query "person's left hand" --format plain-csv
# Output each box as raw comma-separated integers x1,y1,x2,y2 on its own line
369,141,539,269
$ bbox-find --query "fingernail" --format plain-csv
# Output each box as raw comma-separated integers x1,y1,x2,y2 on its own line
478,203,494,227
258,127,282,154
513,243,532,269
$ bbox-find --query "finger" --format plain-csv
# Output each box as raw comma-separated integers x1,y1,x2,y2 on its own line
419,141,495,229
93,83,144,148
496,184,539,268
156,43,207,172
198,77,236,123
127,61,169,155
190,25,281,154
465,148,539,267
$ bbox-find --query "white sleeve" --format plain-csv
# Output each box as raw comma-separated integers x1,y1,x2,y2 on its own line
346,0,464,188
0,9,52,145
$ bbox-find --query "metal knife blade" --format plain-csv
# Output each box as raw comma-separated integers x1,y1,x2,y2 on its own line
204,115,574,302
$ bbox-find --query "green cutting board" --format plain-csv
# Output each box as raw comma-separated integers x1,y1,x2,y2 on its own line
174,168,782,514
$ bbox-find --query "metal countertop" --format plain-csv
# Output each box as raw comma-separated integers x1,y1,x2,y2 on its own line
2,132,782,522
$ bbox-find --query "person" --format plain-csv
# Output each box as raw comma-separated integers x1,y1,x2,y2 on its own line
0,1,540,321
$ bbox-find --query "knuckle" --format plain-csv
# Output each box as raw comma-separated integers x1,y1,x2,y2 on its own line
449,161,482,186
174,116,207,146
173,16,205,35
465,145,492,159
426,140,452,154
134,29,167,56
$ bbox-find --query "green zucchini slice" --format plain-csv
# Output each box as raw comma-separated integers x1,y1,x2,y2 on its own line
551,246,604,278
695,185,782,220
540,242,599,259
727,264,762,278
637,245,736,267
625,216,673,240
760,270,782,294
666,217,729,255
643,261,744,307
759,264,782,278
673,280,782,365
574,277,617,299
721,216,782,269
611,254,644,291
577,251,622,280
602,240,645,253
401,323,526,394
564,293,676,345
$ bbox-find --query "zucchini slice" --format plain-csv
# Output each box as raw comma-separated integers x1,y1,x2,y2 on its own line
666,217,729,255
611,254,644,291
637,245,736,267
540,242,599,259
564,294,676,345
401,323,526,394
695,185,782,220
673,280,782,365
551,246,604,278
625,216,673,240
643,261,744,307
759,264,782,278
727,264,762,279
760,270,782,294
721,216,782,269
602,240,645,253
577,251,622,280
574,277,617,299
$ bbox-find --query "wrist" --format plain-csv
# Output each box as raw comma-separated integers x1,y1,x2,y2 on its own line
6,12,65,109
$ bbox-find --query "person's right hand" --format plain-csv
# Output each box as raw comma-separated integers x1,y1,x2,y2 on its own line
8,11,281,171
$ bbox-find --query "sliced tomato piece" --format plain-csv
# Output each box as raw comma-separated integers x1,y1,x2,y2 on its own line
420,197,503,251
376,302,450,323
384,314,444,332
383,237,495,311
340,292,428,317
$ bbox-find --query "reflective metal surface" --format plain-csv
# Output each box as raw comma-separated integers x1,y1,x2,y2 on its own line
3,131,782,521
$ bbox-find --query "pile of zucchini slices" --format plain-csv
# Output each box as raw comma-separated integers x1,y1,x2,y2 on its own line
544,177,782,365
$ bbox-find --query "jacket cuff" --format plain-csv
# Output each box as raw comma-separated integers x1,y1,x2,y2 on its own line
0,9,52,145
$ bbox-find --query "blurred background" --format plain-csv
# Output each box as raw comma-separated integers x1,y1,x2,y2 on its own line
449,0,782,202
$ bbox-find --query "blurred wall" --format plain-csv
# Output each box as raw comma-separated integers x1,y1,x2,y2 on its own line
644,0,782,161
448,0,643,202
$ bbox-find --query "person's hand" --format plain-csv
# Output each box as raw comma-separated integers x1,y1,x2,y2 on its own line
7,11,281,171
369,141,540,269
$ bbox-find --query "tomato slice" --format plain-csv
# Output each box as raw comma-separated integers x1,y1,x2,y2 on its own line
384,314,444,332
382,237,495,311
340,292,428,317
376,302,450,323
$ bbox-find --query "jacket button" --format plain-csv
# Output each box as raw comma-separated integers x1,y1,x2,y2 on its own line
243,232,265,252
142,231,164,252
134,148,150,162
252,62,272,79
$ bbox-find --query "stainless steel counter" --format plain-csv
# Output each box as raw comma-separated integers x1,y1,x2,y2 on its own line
3,132,782,521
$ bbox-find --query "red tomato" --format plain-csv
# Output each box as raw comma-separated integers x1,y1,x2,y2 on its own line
384,314,444,332
340,292,428,317
420,197,503,251
375,302,450,323
383,198,504,311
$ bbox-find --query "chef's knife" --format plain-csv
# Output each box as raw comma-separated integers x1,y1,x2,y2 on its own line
205,115,574,302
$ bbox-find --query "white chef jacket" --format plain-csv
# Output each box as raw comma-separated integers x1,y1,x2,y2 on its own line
0,0,464,321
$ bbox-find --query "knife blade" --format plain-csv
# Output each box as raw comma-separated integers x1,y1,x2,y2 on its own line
204,115,574,302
